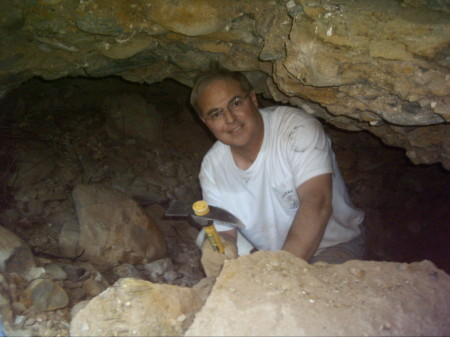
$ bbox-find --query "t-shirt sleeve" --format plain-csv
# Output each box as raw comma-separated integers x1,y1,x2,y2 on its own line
283,113,333,188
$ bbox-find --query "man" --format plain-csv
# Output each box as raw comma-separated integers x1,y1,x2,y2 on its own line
190,69,365,277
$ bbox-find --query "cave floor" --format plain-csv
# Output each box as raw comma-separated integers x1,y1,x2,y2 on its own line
1,76,449,274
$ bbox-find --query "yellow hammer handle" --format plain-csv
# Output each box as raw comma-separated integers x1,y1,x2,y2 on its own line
203,223,225,254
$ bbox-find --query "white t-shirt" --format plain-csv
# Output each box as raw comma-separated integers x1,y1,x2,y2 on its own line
199,106,364,255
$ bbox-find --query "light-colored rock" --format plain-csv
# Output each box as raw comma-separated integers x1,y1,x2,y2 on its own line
25,267,46,281
44,263,67,281
186,251,450,336
72,184,167,268
100,36,158,60
163,270,178,282
82,278,107,298
149,0,234,36
143,258,173,276
24,279,69,312
70,300,89,319
58,216,81,257
70,277,203,336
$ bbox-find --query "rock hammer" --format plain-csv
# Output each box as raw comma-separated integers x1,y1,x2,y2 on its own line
164,200,246,253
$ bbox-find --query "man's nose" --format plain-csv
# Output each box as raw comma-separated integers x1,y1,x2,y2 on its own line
223,108,236,123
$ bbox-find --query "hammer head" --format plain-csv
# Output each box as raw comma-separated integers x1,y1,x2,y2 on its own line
164,200,245,229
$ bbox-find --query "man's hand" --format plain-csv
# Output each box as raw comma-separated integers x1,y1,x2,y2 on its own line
201,237,238,277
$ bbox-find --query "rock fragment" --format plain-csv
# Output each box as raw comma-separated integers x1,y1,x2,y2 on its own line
70,278,203,336
72,184,167,268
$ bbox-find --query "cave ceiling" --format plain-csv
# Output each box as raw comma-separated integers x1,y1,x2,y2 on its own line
0,0,449,168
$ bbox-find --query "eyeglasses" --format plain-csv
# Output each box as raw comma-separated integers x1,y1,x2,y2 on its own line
203,94,250,123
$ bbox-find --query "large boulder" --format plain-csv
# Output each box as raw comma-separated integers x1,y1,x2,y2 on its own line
0,225,35,275
186,251,450,336
70,277,203,336
72,184,167,269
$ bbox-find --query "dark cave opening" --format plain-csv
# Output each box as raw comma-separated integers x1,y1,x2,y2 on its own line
0,76,449,274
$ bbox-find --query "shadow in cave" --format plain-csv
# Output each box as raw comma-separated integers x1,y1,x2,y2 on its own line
0,76,449,275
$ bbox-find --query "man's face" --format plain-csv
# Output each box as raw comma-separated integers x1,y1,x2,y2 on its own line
197,79,263,150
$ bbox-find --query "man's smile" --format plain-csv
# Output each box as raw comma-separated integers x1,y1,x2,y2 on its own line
228,123,244,134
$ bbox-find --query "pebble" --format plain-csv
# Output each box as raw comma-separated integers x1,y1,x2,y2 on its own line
14,315,26,325
24,317,36,326
163,271,178,282
83,278,106,297
144,258,173,276
45,263,68,281
25,267,46,281
26,278,69,312
9,283,17,301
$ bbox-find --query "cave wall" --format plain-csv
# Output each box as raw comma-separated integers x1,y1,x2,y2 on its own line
0,0,449,168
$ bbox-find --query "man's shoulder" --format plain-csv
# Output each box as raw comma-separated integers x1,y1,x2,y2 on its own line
261,105,318,132
205,140,227,156
201,141,228,168
261,105,316,121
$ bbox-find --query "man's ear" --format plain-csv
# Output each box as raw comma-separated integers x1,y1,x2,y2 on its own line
250,90,259,108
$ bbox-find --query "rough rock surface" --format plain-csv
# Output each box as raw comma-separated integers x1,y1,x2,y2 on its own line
72,184,167,268
70,277,203,337
24,278,69,312
0,226,35,275
0,0,448,168
102,93,163,143
186,251,450,336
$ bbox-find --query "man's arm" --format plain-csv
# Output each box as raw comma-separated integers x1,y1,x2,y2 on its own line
282,173,332,261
